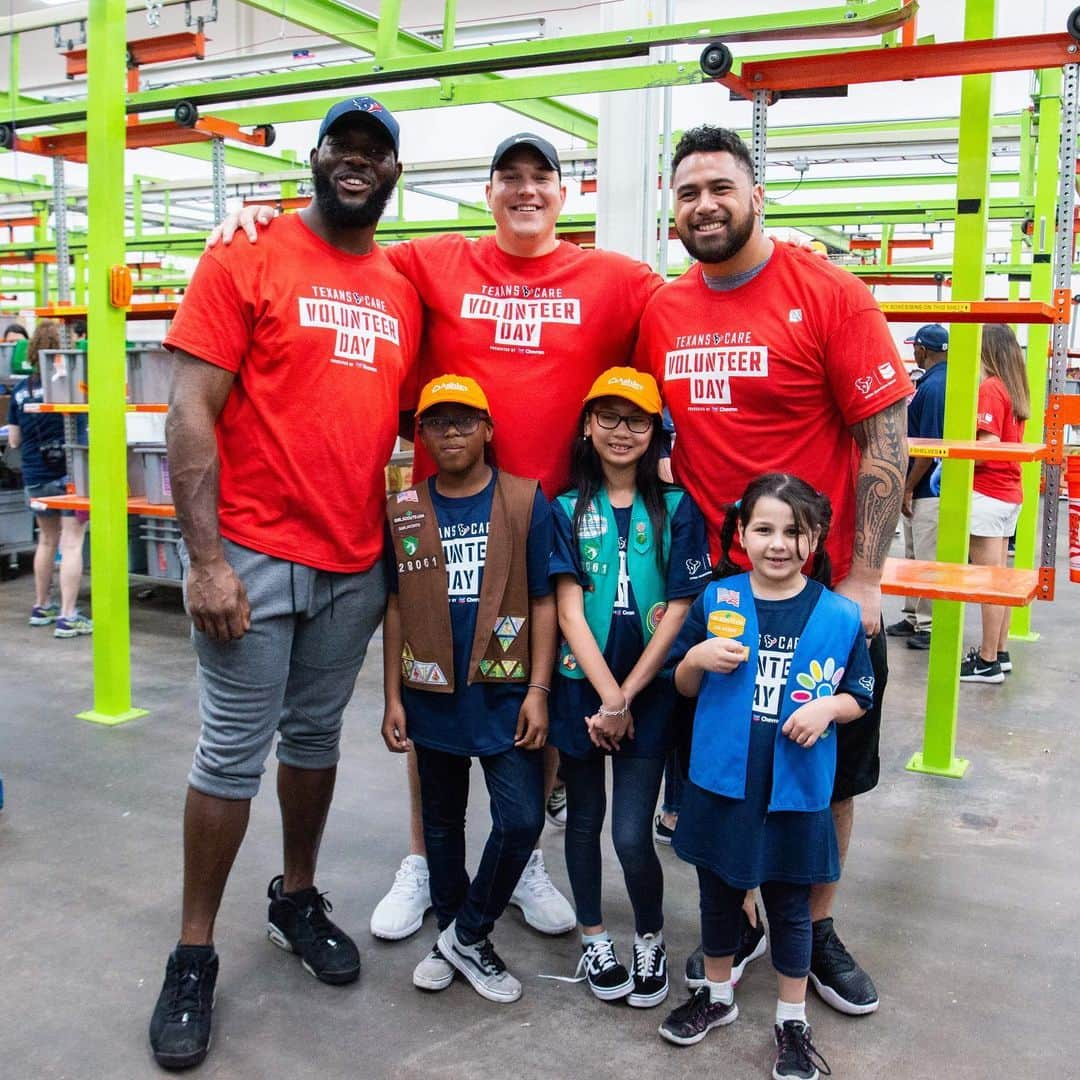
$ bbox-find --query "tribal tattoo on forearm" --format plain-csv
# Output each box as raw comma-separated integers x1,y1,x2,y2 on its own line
850,398,907,572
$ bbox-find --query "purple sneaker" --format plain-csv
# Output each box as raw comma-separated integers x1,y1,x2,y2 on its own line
29,603,59,626
658,987,738,1045
54,611,93,638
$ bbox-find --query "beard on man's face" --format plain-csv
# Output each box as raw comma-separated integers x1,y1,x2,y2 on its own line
678,200,756,265
311,167,397,229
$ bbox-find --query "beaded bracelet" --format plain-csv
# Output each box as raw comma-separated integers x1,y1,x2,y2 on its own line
598,704,627,718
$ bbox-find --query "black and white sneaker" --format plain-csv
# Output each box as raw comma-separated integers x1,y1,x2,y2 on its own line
658,987,738,1046
997,650,1012,673
412,941,455,991
267,875,361,985
438,922,521,1003
773,1020,832,1079
545,784,567,828
148,945,218,1070
809,918,878,1015
575,936,634,1001
685,906,767,989
653,814,676,845
628,933,668,1008
959,648,1004,684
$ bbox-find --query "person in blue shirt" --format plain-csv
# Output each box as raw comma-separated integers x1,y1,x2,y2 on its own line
887,323,948,650
657,473,874,1080
5,320,92,637
548,368,710,1009
382,374,556,1006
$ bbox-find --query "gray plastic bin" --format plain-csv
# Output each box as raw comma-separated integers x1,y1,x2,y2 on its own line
133,443,172,504
140,517,184,581
67,445,147,499
0,490,34,546
0,342,13,381
127,346,173,405
40,349,88,404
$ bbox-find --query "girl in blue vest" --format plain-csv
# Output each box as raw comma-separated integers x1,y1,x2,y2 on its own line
657,473,874,1080
548,367,711,1009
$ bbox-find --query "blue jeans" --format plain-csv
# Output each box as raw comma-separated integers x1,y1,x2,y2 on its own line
660,749,684,817
415,743,544,945
697,867,811,978
560,752,665,935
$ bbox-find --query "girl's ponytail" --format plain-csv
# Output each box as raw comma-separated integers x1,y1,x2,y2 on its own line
711,502,743,579
808,490,833,587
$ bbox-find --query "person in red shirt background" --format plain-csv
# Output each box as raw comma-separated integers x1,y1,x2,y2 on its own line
218,132,664,948
959,324,1030,684
636,125,910,1023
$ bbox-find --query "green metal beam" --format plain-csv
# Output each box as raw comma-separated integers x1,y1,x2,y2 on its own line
7,0,911,132
908,0,997,780
163,142,300,175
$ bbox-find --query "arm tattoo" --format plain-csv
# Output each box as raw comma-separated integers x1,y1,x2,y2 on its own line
850,399,907,572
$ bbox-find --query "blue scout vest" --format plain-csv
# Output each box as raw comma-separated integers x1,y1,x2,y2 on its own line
691,573,863,813
555,487,683,679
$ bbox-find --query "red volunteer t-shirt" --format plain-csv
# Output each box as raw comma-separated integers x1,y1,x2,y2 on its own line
635,241,912,582
973,376,1025,504
386,234,662,498
165,215,422,573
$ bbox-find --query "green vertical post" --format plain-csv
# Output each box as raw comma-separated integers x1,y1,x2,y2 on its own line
78,0,147,727
132,175,144,238
442,0,457,51
74,251,87,306
375,0,402,63
1010,66,1060,641
33,199,48,306
907,0,997,778
8,34,19,113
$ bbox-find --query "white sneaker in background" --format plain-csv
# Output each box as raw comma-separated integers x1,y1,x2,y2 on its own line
508,849,575,935
370,854,431,941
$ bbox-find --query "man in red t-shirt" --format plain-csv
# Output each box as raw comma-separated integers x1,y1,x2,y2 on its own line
219,133,663,953
149,97,421,1070
636,126,910,1020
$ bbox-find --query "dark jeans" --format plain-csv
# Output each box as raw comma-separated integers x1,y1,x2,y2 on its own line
560,751,666,935
660,749,684,816
414,743,544,945
697,867,811,979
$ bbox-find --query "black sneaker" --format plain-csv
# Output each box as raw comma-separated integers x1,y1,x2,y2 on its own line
906,630,931,650
685,906,766,989
997,650,1012,673
958,648,1004,684
148,945,218,1070
658,986,738,1046
653,813,676,845
628,933,669,1008
809,918,878,1015
885,619,915,637
545,784,567,828
576,937,634,1001
773,1020,832,1079
266,875,361,985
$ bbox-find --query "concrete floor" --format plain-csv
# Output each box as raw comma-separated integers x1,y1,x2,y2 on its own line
1,538,1077,1080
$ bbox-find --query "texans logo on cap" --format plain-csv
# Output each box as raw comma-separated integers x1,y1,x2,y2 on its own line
354,98,383,113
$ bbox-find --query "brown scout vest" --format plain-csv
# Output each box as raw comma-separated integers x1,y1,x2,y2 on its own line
387,471,537,694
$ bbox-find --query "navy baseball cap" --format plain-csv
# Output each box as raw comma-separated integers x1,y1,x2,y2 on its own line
490,133,562,177
317,96,400,152
904,324,949,352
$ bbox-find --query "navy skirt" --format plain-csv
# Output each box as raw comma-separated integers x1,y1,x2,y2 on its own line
673,719,840,891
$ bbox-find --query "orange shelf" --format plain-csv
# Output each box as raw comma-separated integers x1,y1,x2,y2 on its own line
908,438,1047,462
880,298,1067,325
34,302,178,320
23,402,168,414
30,493,176,519
880,557,1040,606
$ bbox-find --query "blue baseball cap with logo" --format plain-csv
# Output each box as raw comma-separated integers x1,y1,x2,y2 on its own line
904,324,949,352
317,96,400,152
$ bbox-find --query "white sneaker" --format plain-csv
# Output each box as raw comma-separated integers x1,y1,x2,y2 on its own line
438,922,521,1003
412,942,454,991
508,849,575,935
370,854,431,941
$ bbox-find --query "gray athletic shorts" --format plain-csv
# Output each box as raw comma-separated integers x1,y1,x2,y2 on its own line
180,537,386,800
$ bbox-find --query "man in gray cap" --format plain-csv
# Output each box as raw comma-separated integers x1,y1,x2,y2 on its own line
887,323,949,649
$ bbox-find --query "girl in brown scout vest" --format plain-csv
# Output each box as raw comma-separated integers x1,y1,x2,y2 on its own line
382,374,557,1004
